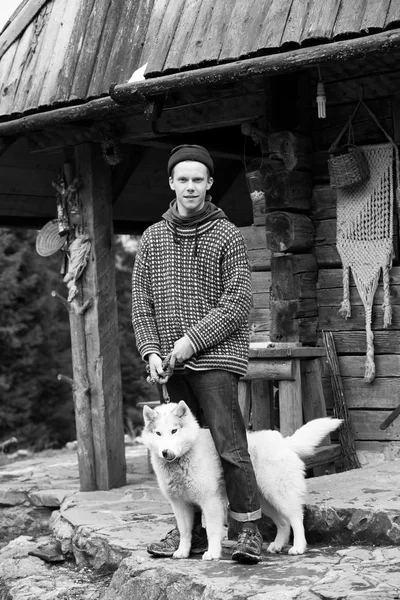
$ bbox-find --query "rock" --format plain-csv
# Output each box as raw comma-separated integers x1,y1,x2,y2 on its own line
0,535,112,600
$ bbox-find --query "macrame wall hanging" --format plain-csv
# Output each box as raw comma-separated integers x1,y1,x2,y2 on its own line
334,99,400,383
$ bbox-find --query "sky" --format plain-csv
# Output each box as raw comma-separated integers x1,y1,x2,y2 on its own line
0,0,24,32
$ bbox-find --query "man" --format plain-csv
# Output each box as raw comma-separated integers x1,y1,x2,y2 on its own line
132,144,263,563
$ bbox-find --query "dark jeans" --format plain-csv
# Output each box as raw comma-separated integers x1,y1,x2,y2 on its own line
165,369,261,522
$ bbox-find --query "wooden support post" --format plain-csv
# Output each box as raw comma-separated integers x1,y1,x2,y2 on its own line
74,142,126,490
251,380,274,431
54,291,96,492
279,358,303,436
301,358,336,475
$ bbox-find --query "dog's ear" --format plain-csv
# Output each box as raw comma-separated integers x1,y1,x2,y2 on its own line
143,405,156,425
175,400,189,418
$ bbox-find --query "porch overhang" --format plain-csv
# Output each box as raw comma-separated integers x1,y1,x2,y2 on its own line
0,28,400,139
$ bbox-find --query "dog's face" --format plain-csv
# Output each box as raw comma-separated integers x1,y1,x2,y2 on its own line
142,400,199,462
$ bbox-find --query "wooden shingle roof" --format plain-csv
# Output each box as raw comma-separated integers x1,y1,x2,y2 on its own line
0,0,400,120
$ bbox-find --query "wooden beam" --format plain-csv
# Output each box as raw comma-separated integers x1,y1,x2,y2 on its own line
110,30,400,103
279,359,303,436
243,358,295,381
74,142,126,490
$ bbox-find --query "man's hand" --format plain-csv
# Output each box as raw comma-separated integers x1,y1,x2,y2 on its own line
169,336,194,369
147,353,169,383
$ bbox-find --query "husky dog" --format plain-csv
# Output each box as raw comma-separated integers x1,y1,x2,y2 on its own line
142,400,341,561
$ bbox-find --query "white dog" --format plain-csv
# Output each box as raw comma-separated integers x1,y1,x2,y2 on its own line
142,400,341,561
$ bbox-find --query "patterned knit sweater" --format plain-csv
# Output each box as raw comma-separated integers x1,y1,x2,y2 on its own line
131,216,252,376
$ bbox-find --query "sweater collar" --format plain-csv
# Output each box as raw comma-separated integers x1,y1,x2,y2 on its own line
162,196,227,228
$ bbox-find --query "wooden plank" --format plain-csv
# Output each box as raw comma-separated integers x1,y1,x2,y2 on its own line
38,0,81,107
361,0,391,30
74,142,126,490
386,0,400,26
257,0,293,50
219,0,259,62
252,291,270,309
333,0,367,37
142,0,186,75
329,377,400,409
249,307,271,337
350,410,400,440
301,359,329,418
314,219,341,267
185,0,232,66
251,269,271,311
279,358,303,436
319,305,400,331
69,0,112,100
301,0,340,41
281,0,308,46
0,0,51,61
337,354,400,378
0,21,34,117
244,359,294,381
162,0,203,72
251,380,275,430
122,92,265,139
318,267,400,290
23,0,69,111
111,30,400,103
318,284,400,308
252,271,271,297
55,0,96,101
249,347,326,359
12,1,53,114
101,0,155,94
326,331,400,354
0,34,19,116
241,225,271,271
88,0,127,98
250,331,271,344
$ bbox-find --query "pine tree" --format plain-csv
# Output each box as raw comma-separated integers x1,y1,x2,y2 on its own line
0,228,74,450
0,229,156,451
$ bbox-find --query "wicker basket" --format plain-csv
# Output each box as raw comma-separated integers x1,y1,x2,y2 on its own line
328,144,370,189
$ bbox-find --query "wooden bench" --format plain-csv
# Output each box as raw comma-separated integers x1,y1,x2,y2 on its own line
239,343,341,475
137,344,341,475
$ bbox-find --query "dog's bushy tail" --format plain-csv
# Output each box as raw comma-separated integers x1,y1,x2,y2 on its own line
285,418,342,458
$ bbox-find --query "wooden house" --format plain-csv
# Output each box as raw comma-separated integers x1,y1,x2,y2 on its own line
1,0,400,489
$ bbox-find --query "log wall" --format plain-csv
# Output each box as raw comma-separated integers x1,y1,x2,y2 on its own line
311,82,400,452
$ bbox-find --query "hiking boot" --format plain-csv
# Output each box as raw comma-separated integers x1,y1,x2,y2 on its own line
231,523,263,564
147,525,208,557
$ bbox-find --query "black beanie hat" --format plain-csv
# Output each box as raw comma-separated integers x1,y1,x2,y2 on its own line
168,144,214,176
